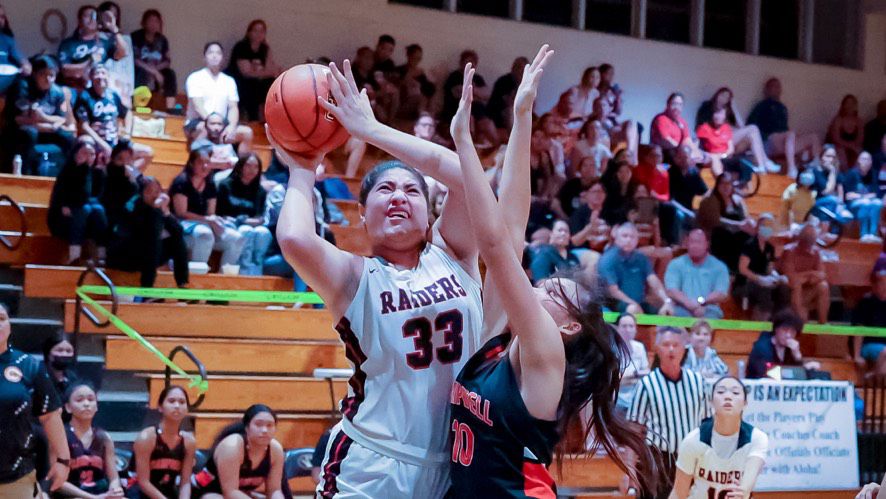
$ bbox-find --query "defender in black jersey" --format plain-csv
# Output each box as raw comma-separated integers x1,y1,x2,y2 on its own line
448,48,659,498
128,385,196,498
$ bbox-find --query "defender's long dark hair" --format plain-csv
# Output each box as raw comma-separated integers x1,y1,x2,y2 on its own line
209,404,276,454
546,271,661,496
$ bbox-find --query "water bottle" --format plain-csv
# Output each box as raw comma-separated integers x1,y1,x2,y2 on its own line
737,360,747,379
11,154,22,176
37,152,53,177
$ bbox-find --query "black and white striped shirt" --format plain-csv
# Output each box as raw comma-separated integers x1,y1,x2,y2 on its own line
627,367,710,454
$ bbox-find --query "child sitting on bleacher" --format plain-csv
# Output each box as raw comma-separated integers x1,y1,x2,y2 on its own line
56,383,124,498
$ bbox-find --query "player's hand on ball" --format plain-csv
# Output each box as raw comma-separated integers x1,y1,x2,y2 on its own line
514,44,553,116
265,124,325,172
318,60,379,142
450,63,474,142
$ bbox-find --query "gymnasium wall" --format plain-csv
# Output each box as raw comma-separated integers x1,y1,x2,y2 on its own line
11,0,886,136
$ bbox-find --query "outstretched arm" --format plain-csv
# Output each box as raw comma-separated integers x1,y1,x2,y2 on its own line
451,61,565,421
268,127,363,319
320,62,478,273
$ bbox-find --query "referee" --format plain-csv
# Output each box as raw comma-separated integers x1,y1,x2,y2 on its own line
0,302,70,497
628,326,710,499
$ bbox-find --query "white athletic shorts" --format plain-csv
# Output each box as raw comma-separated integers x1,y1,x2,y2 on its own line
316,423,449,499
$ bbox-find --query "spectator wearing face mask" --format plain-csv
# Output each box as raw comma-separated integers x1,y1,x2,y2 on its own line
780,169,817,230
42,333,78,400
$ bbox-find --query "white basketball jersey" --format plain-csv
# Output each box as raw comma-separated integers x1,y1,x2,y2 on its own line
334,244,483,466
676,420,769,499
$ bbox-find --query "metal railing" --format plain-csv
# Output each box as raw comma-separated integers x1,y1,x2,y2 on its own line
0,194,27,250
858,373,886,484
72,264,119,354
165,345,208,409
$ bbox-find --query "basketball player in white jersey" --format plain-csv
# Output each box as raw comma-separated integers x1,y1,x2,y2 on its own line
265,59,485,497
670,376,769,499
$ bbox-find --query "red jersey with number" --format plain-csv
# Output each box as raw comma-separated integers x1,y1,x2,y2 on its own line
448,333,560,498
334,243,483,466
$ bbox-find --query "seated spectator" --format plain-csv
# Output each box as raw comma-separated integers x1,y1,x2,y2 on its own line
780,169,817,229
441,50,497,148
170,147,246,271
633,145,669,202
57,4,127,89
100,139,139,232
60,383,124,498
780,223,830,323
695,107,734,176
7,55,76,173
666,144,710,242
806,144,854,226
735,213,790,320
193,112,239,174
97,2,135,110
48,139,107,264
589,95,638,164
747,78,821,176
568,119,611,181
683,320,728,381
613,313,650,412
697,172,754,271
598,222,674,315
131,9,177,110
664,229,730,318
226,19,283,122
0,5,30,96
746,310,819,378
596,63,623,123
650,92,696,159
840,151,882,242
695,86,778,173
528,219,579,283
527,114,568,230
217,153,271,276
828,94,864,168
184,42,253,151
392,44,436,124
628,184,674,275
563,66,601,121
601,158,636,225
852,269,886,375
108,176,189,289
75,64,153,169
190,404,285,498
42,332,77,398
129,385,196,499
863,99,886,154
568,179,614,254
372,34,396,75
559,155,604,217
487,56,528,130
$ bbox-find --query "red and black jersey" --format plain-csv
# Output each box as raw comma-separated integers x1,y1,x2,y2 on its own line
191,436,270,494
66,425,110,494
448,333,560,498
128,427,185,498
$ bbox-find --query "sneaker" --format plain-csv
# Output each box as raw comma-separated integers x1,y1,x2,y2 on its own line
765,160,782,173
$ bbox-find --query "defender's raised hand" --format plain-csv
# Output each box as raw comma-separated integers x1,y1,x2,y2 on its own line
450,63,475,143
514,44,554,116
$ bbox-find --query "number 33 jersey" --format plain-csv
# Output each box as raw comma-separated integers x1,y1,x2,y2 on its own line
334,244,483,465
675,419,769,499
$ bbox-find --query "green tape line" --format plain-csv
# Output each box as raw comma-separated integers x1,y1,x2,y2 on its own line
75,289,209,393
603,312,886,338
78,285,324,304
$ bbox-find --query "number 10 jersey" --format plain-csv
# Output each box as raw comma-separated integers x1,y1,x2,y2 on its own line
333,244,483,466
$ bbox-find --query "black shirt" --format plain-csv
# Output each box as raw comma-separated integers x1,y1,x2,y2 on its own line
441,69,487,122
57,32,117,66
863,118,886,154
9,79,67,121
170,173,217,217
101,164,139,231
736,237,775,286
0,347,62,483
448,334,559,498
852,294,886,346
130,29,170,67
226,40,269,81
669,166,709,210
192,435,270,494
487,73,518,127
746,331,802,379
216,176,267,219
75,87,127,146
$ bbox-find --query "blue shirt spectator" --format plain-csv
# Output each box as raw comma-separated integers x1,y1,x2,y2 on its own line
665,229,730,318
598,223,674,315
529,220,578,283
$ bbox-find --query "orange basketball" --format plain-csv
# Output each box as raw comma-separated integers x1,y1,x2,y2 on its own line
264,64,350,155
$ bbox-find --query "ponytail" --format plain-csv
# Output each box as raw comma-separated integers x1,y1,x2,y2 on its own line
549,272,661,496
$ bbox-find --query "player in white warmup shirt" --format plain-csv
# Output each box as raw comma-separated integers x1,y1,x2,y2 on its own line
267,60,483,498
670,376,768,499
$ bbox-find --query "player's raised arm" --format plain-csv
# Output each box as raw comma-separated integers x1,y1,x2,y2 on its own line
319,61,479,274
267,127,363,318
451,63,565,418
